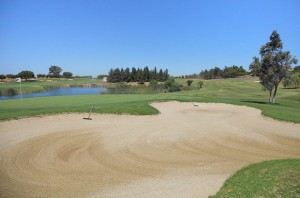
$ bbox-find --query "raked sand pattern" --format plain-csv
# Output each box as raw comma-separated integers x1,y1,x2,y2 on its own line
0,101,300,198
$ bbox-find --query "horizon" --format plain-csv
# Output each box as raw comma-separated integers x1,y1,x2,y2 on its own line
1,0,300,76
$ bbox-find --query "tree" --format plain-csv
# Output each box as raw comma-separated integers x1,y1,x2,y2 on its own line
200,69,209,79
197,81,204,89
49,65,62,78
37,74,47,78
293,65,300,72
97,74,108,79
63,72,73,78
291,72,300,88
158,69,164,81
186,80,193,86
107,67,169,83
131,67,137,82
212,67,222,78
152,67,157,81
0,74,6,81
223,65,247,78
283,71,300,88
163,69,169,81
120,68,125,82
143,66,150,82
47,74,54,78
124,67,131,82
282,73,293,88
107,68,119,82
6,74,16,79
136,68,143,83
163,78,181,92
18,70,34,80
249,31,298,103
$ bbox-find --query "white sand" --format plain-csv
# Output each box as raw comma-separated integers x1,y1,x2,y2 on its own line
0,101,299,198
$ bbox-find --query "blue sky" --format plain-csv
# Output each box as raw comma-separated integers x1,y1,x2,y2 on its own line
1,0,300,76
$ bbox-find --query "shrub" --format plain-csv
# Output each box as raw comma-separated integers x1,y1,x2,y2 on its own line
186,80,193,86
164,78,181,92
149,80,158,87
0,88,17,96
197,81,204,89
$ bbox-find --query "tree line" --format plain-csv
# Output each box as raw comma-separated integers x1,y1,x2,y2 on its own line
199,65,247,79
0,65,73,81
39,65,73,78
107,66,169,83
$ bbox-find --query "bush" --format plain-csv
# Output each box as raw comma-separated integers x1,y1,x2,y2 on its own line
0,88,17,96
197,81,204,89
149,80,158,87
164,78,181,92
283,72,300,88
138,80,145,85
186,80,193,86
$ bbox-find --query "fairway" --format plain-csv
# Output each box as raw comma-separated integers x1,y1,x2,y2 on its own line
0,101,299,198
1,78,300,123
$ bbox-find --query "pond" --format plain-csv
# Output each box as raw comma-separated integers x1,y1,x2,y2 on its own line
0,87,108,100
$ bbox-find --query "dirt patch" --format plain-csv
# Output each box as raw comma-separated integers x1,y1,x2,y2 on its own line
0,101,299,198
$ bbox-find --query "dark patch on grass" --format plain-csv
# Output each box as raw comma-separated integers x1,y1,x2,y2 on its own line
241,100,267,104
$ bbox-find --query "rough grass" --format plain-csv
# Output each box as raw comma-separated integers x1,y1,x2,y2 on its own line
210,159,300,198
0,78,299,122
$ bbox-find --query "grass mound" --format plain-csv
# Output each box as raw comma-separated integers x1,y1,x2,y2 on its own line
210,159,300,198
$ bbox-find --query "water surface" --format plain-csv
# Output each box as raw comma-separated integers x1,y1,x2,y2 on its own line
0,87,107,100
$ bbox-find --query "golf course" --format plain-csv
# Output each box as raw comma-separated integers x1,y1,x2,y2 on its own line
0,78,299,198
2,0,300,197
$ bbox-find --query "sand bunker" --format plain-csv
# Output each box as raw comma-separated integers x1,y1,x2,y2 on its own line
0,101,299,198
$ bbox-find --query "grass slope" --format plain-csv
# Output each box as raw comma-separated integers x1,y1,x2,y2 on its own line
0,78,299,122
210,159,300,198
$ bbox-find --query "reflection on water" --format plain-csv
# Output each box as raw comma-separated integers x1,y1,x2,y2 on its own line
0,87,107,100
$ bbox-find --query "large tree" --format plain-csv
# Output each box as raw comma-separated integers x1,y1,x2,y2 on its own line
249,30,298,103
18,70,35,80
63,72,73,78
49,65,62,78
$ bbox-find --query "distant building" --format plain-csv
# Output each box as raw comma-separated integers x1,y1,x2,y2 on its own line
103,77,108,82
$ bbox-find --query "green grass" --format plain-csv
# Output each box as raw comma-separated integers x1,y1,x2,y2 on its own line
0,94,159,119
210,159,300,198
0,78,299,122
